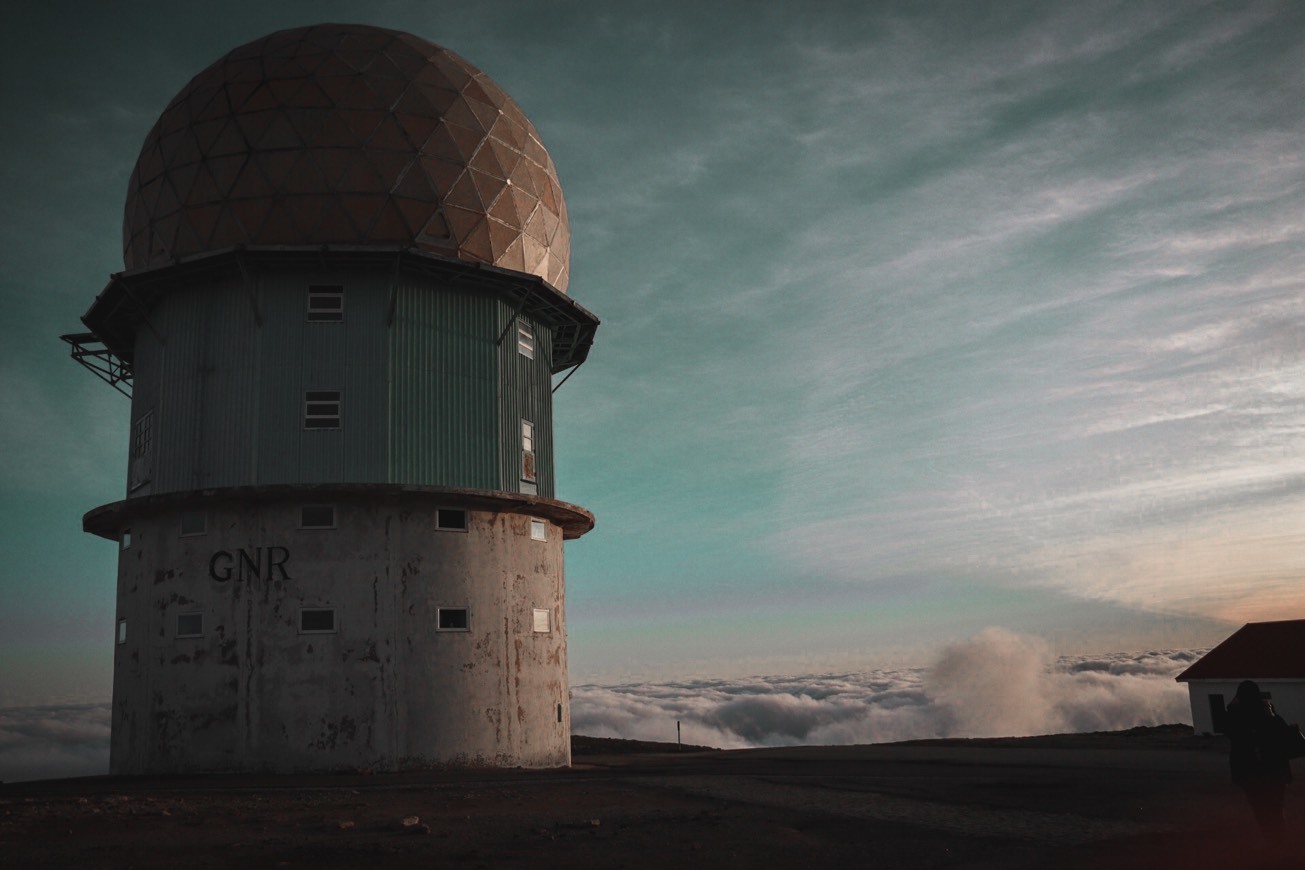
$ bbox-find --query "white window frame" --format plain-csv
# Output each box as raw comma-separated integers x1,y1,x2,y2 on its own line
530,519,547,541
307,286,344,322
304,390,342,429
517,323,535,359
436,606,471,632
176,612,204,639
299,608,338,634
533,608,551,633
521,419,536,483
435,508,468,532
299,504,337,529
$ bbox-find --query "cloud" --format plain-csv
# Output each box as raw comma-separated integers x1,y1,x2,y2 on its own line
573,629,1197,749
0,703,110,783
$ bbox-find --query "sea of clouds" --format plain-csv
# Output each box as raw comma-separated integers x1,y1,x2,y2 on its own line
0,629,1201,782
572,629,1202,749
0,703,110,783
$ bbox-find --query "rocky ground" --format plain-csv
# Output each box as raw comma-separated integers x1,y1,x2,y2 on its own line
3,726,1304,868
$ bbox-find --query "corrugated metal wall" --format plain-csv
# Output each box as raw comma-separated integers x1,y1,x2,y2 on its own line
141,279,260,493
132,265,548,496
496,303,555,498
388,279,498,488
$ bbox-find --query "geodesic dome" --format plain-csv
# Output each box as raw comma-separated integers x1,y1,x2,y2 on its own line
122,23,571,291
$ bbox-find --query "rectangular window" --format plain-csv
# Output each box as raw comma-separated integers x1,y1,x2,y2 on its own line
1209,693,1227,734
120,529,131,551
116,619,127,645
176,613,203,638
521,419,537,483
436,509,467,531
299,609,337,633
517,323,535,359
304,390,342,429
300,505,336,529
307,286,344,322
437,607,470,631
179,512,207,537
530,519,547,541
533,608,551,633
131,411,154,458
129,411,154,491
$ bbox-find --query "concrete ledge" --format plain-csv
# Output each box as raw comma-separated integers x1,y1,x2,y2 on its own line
84,484,595,541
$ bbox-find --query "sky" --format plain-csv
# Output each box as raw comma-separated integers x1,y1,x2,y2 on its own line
3,0,1305,761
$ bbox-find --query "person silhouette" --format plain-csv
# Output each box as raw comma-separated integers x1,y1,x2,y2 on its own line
1224,679,1293,847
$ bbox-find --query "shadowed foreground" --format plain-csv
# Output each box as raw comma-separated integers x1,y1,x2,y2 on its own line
3,727,1303,868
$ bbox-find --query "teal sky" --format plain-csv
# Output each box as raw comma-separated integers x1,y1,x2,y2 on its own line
3,0,1303,704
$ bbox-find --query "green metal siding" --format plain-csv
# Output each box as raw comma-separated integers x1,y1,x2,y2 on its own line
387,279,498,488
131,264,552,497
143,280,259,493
497,304,555,498
258,269,389,485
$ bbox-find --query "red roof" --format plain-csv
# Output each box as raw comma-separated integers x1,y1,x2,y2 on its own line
1176,620,1305,681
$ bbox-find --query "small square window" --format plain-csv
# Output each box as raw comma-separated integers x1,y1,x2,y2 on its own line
300,505,336,529
120,530,131,551
437,607,470,631
299,609,337,633
116,619,127,645
530,519,547,541
307,286,344,322
176,613,203,638
180,513,207,537
533,608,551,633
517,324,535,359
304,390,341,429
436,509,467,531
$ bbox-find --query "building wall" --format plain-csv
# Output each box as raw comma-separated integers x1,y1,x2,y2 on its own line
496,299,554,498
1186,679,1305,735
111,494,569,773
127,266,554,497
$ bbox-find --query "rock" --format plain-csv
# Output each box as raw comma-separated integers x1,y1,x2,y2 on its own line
401,815,421,828
337,821,355,831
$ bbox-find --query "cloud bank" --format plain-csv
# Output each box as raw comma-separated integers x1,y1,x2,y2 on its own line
573,629,1199,749
0,703,110,783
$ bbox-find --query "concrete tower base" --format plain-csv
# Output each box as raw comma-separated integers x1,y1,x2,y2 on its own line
87,486,592,774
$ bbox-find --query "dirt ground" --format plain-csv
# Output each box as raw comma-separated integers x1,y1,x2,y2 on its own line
3,727,1305,869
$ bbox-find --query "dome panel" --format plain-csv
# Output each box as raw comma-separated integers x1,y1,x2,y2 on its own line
123,23,570,291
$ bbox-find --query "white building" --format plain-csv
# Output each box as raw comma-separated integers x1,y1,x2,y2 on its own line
1176,620,1305,735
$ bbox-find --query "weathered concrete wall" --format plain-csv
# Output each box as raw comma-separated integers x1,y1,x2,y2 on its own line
111,493,569,773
